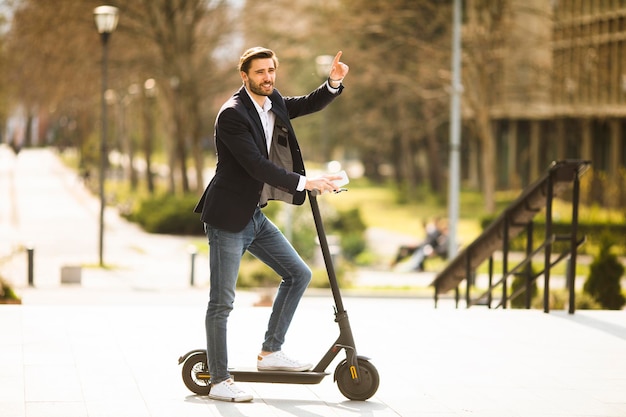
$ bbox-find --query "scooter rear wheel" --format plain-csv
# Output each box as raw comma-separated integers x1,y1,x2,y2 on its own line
335,358,380,401
181,352,211,395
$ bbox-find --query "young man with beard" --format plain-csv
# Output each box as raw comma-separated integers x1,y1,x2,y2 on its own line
194,47,349,402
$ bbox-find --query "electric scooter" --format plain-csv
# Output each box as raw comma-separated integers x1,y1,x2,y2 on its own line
178,189,380,401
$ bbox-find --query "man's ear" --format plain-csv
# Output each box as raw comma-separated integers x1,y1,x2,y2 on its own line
240,71,248,84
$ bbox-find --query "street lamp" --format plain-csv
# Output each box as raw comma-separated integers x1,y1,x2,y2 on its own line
448,0,462,261
315,55,333,79
94,5,119,267
143,78,157,193
316,55,333,162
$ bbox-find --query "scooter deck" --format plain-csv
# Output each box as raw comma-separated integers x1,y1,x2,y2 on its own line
229,368,328,384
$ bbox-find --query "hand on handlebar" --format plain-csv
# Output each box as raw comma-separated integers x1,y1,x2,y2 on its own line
305,174,342,195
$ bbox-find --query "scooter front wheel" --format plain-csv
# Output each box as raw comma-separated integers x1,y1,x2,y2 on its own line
181,351,211,395
335,358,380,401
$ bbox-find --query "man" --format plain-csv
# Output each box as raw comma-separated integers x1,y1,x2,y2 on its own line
194,47,349,402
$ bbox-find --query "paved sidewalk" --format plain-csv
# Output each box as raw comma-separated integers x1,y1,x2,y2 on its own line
1,146,626,417
3,291,626,417
0,145,208,291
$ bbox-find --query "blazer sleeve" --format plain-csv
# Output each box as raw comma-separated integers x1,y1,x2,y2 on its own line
282,82,343,119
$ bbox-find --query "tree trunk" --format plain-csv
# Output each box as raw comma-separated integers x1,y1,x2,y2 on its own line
475,109,496,214
191,114,204,192
424,107,442,194
142,91,156,194
174,106,190,193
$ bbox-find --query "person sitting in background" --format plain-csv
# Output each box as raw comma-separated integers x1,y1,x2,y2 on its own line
391,217,448,272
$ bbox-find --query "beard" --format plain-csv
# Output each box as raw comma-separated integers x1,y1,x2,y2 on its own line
248,78,274,96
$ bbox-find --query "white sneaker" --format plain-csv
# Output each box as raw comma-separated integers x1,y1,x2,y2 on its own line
257,351,312,372
209,378,253,402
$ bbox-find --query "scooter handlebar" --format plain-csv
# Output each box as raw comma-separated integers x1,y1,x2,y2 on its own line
309,188,348,197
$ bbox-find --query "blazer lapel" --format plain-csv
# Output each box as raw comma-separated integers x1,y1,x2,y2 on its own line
237,86,268,157
269,91,292,134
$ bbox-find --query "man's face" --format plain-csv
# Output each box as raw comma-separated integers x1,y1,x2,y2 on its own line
241,57,276,97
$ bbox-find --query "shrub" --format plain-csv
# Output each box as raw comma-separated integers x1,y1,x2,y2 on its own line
583,235,626,310
574,291,603,310
531,289,602,310
0,276,21,303
288,217,318,263
328,207,367,261
340,232,367,261
265,202,367,264
479,218,626,256
510,270,538,309
265,202,318,262
235,255,346,289
236,256,280,288
124,193,204,235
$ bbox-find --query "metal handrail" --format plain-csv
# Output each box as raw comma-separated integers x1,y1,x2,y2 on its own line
433,159,591,314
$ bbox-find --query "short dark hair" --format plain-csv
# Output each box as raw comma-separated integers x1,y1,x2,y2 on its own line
238,47,279,74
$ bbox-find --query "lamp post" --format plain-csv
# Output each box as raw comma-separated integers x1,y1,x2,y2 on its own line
143,78,157,194
448,0,462,261
93,5,119,267
315,55,333,163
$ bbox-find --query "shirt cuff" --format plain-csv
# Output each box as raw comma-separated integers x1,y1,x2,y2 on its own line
296,175,307,192
326,80,341,94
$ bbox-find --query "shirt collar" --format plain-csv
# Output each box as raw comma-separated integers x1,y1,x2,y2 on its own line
244,87,272,114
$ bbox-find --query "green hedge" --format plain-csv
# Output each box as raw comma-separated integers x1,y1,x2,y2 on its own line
328,207,367,261
480,217,626,255
123,193,204,236
123,194,367,264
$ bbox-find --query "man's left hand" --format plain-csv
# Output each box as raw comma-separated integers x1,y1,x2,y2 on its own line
329,51,349,81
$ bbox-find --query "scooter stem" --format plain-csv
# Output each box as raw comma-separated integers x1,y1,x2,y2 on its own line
308,190,345,314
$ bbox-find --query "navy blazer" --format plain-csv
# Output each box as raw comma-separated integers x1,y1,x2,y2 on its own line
194,82,343,232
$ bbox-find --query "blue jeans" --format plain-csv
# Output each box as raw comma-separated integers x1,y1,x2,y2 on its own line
204,207,312,384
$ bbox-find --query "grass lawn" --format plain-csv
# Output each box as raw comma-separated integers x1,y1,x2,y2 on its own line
60,146,622,276
326,180,501,243
323,180,625,277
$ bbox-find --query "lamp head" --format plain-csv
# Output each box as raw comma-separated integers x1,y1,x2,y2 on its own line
315,55,333,79
93,5,119,34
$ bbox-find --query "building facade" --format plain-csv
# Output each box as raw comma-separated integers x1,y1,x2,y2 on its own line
466,0,626,206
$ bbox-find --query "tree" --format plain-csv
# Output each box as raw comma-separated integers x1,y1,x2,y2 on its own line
0,5,9,139
3,0,104,165
2,0,234,195
2,0,457,203
121,0,232,193
334,0,452,198
238,1,453,201
461,0,508,214
463,0,553,213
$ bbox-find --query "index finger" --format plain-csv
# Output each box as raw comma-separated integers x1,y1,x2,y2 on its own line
332,51,343,66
